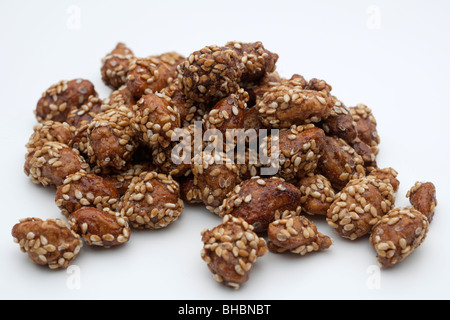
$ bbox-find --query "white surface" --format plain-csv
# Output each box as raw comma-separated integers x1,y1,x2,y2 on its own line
1,0,450,300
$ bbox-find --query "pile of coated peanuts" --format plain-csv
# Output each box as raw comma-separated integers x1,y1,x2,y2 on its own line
13,41,437,289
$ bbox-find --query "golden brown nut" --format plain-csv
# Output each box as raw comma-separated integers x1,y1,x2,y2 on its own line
267,215,332,255
35,79,97,123
126,52,184,99
370,207,429,268
298,174,335,216
351,137,378,172
24,141,88,187
406,181,437,222
257,84,333,128
12,217,83,269
204,91,248,133
68,207,130,247
263,124,325,181
349,104,380,155
132,93,181,150
369,167,400,193
108,84,137,110
101,42,135,89
65,95,104,128
200,214,268,290
317,135,366,190
220,176,302,232
326,175,395,240
319,97,358,144
192,151,241,214
225,41,279,84
304,78,333,95
177,45,242,104
26,120,74,155
55,170,120,217
86,106,138,170
179,175,202,204
118,171,184,229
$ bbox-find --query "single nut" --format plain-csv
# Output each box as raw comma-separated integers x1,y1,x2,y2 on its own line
220,176,302,233
267,215,332,255
200,214,268,290
297,174,335,216
370,207,429,268
406,181,437,222
68,207,130,247
12,217,83,269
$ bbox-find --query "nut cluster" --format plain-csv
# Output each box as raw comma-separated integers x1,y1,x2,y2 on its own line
14,41,437,290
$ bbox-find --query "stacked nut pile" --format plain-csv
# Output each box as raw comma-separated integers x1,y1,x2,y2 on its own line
13,41,437,289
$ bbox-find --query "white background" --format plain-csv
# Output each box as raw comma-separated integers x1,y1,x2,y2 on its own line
1,0,449,300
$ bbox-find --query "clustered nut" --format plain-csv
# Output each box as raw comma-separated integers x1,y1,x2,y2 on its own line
14,41,437,289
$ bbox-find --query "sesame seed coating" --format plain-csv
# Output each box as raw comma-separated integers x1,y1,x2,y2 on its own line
257,84,333,128
26,120,74,155
65,95,104,128
177,44,243,104
35,79,97,123
406,181,437,222
220,176,302,233
87,106,138,170
369,167,399,193
349,104,380,155
55,170,120,217
263,124,325,181
24,141,88,187
132,93,181,150
107,84,137,110
326,174,396,240
101,42,135,89
201,214,268,289
12,217,83,270
317,135,366,190
192,151,241,215
118,171,184,229
126,52,184,99
370,207,429,268
225,41,279,84
267,215,332,255
68,207,130,247
297,174,335,216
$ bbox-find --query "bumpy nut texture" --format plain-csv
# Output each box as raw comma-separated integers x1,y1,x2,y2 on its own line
317,135,366,191
26,120,74,155
406,181,437,222
87,106,138,170
263,124,325,181
160,79,207,127
35,79,97,123
108,84,137,110
126,52,184,98
192,151,241,214
351,137,378,172
152,124,197,178
319,97,357,145
257,85,333,129
179,175,203,204
304,78,333,96
55,170,120,217
66,95,105,128
24,141,88,187
177,45,242,104
220,176,302,233
298,174,335,216
267,215,332,255
101,42,135,89
326,175,395,240
200,214,268,290
369,167,400,193
68,207,130,247
225,41,279,84
370,207,429,268
132,93,181,150
118,171,184,229
244,71,282,107
12,217,83,269
204,91,248,133
349,104,380,155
